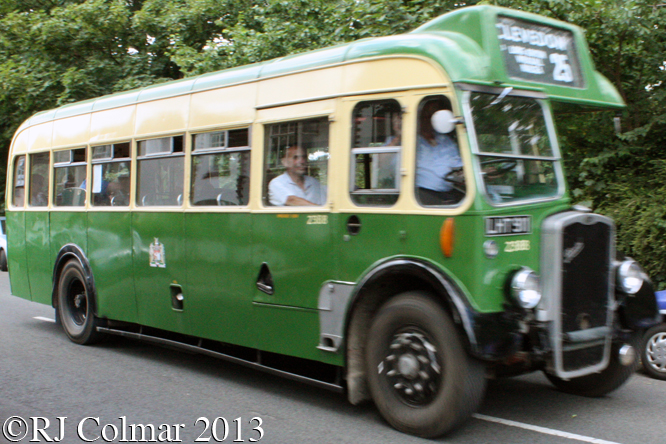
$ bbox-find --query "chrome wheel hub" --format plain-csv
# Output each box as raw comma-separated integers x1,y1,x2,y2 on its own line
379,331,441,405
646,332,666,373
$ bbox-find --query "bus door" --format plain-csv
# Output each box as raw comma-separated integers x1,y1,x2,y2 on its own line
183,128,255,348
86,142,137,323
337,98,407,281
251,116,333,360
25,152,53,304
132,135,189,334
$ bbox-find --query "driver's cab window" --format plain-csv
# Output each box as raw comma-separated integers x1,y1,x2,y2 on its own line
264,118,329,207
415,95,464,207
350,99,401,206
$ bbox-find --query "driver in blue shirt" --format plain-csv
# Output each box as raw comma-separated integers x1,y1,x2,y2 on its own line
416,101,464,205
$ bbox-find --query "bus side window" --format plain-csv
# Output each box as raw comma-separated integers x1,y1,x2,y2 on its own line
263,118,329,207
12,156,26,208
52,149,87,207
415,95,464,207
91,142,131,207
136,136,185,207
191,128,250,206
29,152,50,207
350,99,401,207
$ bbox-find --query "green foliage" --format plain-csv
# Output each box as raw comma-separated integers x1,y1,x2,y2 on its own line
1,0,666,285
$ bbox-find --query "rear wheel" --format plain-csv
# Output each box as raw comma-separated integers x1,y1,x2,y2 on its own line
545,334,640,397
57,259,101,345
0,249,7,271
365,292,486,438
641,324,666,380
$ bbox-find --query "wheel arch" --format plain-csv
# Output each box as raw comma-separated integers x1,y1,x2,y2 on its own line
343,258,479,405
52,244,97,315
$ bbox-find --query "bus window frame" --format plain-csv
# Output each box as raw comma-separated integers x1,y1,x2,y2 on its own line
261,116,331,209
90,141,132,208
190,127,251,207
460,86,566,207
349,98,403,208
136,135,186,208
413,94,465,209
52,147,87,208
12,155,27,208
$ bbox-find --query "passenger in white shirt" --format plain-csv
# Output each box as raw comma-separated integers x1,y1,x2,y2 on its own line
268,146,327,206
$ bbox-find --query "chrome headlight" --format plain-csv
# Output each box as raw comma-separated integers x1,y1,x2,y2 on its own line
510,268,541,309
616,260,644,294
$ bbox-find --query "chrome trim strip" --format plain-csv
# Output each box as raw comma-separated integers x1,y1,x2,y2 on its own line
97,327,344,393
540,211,615,379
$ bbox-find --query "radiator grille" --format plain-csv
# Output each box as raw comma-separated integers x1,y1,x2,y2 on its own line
541,212,614,377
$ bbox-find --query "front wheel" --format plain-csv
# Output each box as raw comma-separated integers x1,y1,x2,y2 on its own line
57,259,102,345
641,323,666,380
365,292,486,438
545,334,640,397
0,249,7,271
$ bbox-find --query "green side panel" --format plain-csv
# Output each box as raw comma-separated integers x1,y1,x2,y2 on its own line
6,211,30,299
87,212,137,322
184,213,254,348
25,212,52,304
335,212,406,282
50,211,88,259
252,304,341,365
403,214,492,312
252,213,333,309
132,212,188,334
251,212,335,359
49,212,88,303
399,202,571,314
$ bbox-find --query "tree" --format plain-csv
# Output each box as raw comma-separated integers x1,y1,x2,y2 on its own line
2,0,665,286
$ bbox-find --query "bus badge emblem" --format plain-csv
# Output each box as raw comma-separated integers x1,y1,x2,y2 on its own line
149,238,166,268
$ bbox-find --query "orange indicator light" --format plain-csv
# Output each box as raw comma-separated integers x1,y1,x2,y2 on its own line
440,218,455,258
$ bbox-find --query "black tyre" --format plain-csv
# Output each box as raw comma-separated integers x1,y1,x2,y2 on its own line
0,249,7,272
545,333,640,397
57,259,101,345
365,292,486,438
641,323,666,380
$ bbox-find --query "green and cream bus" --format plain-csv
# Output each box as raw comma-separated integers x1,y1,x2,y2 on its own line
5,5,659,438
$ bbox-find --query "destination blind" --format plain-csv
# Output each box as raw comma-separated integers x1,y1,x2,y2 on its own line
496,15,583,88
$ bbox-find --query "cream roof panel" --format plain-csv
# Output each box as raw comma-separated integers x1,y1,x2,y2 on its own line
11,129,30,155
255,99,336,123
93,91,140,111
90,106,136,143
54,100,95,119
52,114,91,148
28,109,57,126
138,78,195,102
135,96,190,136
27,122,53,151
342,58,445,94
257,67,343,108
189,83,257,130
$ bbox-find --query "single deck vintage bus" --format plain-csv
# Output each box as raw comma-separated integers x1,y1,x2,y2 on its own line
5,5,660,438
